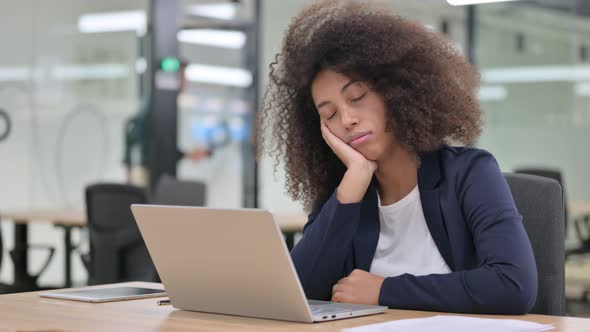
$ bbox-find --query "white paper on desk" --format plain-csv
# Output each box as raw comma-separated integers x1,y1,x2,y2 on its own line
342,315,554,332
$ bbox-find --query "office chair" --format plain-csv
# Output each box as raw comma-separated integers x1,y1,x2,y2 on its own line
83,183,158,285
150,174,206,207
504,173,565,316
514,167,590,259
514,168,568,232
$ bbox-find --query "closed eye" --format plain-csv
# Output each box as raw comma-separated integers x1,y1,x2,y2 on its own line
327,112,336,120
351,91,367,102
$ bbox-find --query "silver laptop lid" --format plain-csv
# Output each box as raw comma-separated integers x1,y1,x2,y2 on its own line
131,205,314,323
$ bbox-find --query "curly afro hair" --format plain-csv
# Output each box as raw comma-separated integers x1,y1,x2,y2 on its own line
258,0,483,212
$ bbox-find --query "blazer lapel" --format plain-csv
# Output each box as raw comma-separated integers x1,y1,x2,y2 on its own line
418,150,455,271
353,178,380,271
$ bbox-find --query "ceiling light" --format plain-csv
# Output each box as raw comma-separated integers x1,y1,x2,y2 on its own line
447,0,519,5
482,65,590,83
185,64,252,87
178,29,246,49
78,10,146,34
186,3,237,20
0,67,31,82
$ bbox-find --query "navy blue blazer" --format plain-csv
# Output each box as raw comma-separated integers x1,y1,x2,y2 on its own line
291,145,538,314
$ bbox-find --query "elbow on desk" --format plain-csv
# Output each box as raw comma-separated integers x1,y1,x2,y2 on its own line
492,283,537,315
506,264,538,315
481,268,538,315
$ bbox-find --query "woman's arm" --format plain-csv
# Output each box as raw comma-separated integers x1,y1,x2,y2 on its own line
378,151,538,314
291,121,377,300
291,191,363,300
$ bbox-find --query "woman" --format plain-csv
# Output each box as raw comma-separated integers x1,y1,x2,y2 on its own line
257,0,537,314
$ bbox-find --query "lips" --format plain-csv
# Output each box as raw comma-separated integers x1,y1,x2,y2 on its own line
348,132,372,146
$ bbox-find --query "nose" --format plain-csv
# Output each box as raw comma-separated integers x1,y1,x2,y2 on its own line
340,106,358,131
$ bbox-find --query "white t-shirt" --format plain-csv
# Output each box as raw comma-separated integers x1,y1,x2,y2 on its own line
369,185,452,278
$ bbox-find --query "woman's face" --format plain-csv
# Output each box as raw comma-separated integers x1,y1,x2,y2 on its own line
311,69,397,161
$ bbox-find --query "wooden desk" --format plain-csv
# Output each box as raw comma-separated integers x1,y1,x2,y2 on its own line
0,282,589,331
1,209,87,227
0,209,86,290
273,212,307,234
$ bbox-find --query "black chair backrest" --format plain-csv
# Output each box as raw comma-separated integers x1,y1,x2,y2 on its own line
85,183,157,285
151,174,206,206
514,168,568,225
504,173,565,316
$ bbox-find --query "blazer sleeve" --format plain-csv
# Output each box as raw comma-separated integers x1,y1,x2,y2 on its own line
290,190,363,301
378,151,538,314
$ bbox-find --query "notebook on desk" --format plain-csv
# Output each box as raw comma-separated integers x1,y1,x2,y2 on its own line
131,205,387,323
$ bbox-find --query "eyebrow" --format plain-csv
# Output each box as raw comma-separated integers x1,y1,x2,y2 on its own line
341,80,358,93
316,80,360,109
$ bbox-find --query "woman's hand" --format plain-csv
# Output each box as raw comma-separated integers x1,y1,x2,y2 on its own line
321,121,376,203
332,269,385,305
320,121,377,173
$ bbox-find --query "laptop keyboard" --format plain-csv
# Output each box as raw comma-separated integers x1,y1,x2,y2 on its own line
308,300,368,315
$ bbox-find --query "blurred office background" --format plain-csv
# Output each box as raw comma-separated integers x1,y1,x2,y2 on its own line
0,0,589,316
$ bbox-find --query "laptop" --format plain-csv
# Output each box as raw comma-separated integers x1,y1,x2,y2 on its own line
39,286,166,303
131,205,387,323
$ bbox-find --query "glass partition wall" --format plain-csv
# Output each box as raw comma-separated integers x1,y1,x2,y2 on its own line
475,1,590,246
0,0,147,286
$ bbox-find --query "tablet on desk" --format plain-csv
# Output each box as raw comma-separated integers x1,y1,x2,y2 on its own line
39,286,166,303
